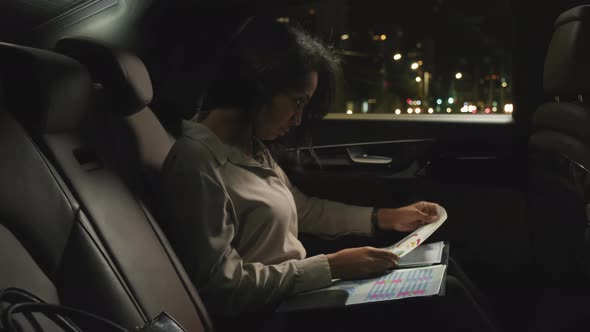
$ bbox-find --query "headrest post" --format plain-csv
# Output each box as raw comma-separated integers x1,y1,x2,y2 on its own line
578,94,584,103
555,96,560,103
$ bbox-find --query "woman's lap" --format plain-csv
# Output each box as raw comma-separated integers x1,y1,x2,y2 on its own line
212,235,500,332
276,275,499,332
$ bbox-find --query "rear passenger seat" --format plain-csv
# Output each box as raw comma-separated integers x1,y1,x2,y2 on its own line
0,107,141,331
53,37,175,220
0,42,211,332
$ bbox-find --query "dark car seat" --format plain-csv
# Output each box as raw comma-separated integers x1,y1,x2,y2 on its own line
55,37,174,174
0,41,211,332
528,5,590,331
0,96,145,330
529,4,590,280
53,37,174,226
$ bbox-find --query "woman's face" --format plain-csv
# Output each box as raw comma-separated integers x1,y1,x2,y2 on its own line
254,71,318,141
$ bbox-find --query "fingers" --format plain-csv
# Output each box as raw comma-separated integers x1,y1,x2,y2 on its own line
369,248,398,269
370,247,399,261
415,202,439,223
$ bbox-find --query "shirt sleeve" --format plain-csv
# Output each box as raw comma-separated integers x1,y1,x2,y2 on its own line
272,164,373,237
162,148,333,316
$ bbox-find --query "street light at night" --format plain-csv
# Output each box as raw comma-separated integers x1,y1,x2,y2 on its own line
341,34,350,40
393,53,402,61
411,63,419,70
455,72,463,79
380,34,387,40
415,77,422,82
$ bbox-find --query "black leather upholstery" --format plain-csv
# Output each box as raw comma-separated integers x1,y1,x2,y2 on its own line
0,40,210,331
544,5,590,96
56,37,173,173
531,102,590,170
0,42,93,135
543,6,590,96
55,37,153,116
0,110,75,278
529,5,590,285
0,110,144,329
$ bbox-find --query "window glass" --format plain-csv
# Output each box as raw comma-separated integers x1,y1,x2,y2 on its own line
263,0,514,117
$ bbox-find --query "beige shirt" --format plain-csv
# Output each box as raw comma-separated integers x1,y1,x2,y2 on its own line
162,120,373,316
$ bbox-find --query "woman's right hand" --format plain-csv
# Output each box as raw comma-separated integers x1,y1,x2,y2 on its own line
326,247,398,280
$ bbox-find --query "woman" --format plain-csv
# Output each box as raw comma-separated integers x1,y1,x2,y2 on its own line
162,18,499,332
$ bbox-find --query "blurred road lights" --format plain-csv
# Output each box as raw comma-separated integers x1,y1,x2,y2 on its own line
455,72,463,79
446,107,452,113
492,107,498,112
415,108,422,114
448,97,455,104
436,99,442,105
393,53,402,61
504,104,514,114
380,34,387,41
428,108,434,114
341,34,350,40
501,82,508,88
415,77,422,82
346,110,353,114
395,109,402,115
417,60,423,66
411,63,419,70
407,108,414,114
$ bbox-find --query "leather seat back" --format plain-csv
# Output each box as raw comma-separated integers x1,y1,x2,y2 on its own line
55,37,175,219
529,5,590,280
0,106,144,330
0,41,211,332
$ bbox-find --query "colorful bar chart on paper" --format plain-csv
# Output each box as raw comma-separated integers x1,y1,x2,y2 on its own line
330,265,446,305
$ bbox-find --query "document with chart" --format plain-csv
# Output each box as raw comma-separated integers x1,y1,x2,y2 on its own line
329,265,447,305
276,206,449,312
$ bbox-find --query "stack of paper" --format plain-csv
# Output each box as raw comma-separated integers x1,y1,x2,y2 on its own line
329,265,447,305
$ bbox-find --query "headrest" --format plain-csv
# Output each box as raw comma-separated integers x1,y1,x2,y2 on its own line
55,37,153,116
0,42,93,135
544,5,590,97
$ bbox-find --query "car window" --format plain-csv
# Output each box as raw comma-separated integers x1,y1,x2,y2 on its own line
261,0,514,120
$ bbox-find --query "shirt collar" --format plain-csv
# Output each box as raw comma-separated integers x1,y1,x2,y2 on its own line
181,120,269,168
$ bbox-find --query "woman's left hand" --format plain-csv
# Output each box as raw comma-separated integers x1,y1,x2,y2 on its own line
376,201,440,232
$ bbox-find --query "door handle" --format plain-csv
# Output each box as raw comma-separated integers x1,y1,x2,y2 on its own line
346,146,392,165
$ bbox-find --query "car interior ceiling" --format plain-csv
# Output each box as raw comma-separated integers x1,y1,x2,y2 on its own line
1,0,590,331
